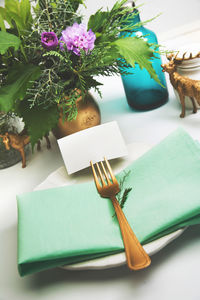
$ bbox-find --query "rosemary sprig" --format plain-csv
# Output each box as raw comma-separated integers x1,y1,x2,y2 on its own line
119,187,132,209
112,170,133,217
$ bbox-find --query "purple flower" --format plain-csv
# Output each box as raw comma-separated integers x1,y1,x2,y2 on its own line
41,32,58,50
60,23,96,55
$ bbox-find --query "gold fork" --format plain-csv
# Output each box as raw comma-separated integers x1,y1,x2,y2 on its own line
90,157,151,271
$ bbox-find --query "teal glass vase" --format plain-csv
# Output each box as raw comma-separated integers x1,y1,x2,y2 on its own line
120,5,168,110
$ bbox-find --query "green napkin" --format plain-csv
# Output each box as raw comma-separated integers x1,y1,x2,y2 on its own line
17,128,200,276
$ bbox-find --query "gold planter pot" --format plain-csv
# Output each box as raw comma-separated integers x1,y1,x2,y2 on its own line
53,92,101,139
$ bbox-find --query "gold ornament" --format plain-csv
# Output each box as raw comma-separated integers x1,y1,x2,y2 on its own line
161,51,200,118
53,92,101,138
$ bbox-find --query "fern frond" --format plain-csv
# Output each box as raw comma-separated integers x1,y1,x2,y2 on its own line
43,50,70,64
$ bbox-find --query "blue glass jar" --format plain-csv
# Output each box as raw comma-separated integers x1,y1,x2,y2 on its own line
120,3,168,110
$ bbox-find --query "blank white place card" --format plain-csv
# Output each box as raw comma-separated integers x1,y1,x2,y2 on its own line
57,121,128,174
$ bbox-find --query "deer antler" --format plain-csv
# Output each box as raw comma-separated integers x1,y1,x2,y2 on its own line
172,51,200,64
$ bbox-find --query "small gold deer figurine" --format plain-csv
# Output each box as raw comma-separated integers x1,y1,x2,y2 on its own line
0,131,51,168
161,52,200,118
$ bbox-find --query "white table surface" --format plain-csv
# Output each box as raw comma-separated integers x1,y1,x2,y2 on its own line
1,26,200,300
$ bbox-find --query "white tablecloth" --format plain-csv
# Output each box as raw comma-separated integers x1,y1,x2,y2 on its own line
1,24,200,300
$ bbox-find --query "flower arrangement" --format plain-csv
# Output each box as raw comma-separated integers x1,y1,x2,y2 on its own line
0,0,160,147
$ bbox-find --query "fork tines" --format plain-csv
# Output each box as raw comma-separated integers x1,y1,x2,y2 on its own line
90,157,118,190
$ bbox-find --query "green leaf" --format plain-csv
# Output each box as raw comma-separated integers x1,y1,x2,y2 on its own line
17,101,59,148
84,76,103,90
113,37,161,84
0,31,21,54
111,0,127,12
5,0,21,28
4,0,32,34
0,64,41,112
71,0,85,11
0,7,6,31
88,10,109,32
20,0,33,30
102,45,120,64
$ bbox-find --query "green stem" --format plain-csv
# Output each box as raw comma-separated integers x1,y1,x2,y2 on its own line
48,69,52,84
20,44,28,63
45,0,52,29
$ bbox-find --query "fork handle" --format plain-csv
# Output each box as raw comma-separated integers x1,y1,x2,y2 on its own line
111,196,151,271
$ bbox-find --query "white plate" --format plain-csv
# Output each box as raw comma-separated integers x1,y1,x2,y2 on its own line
34,142,185,270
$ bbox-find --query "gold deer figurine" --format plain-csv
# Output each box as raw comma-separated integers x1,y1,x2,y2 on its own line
0,131,51,168
161,52,200,118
